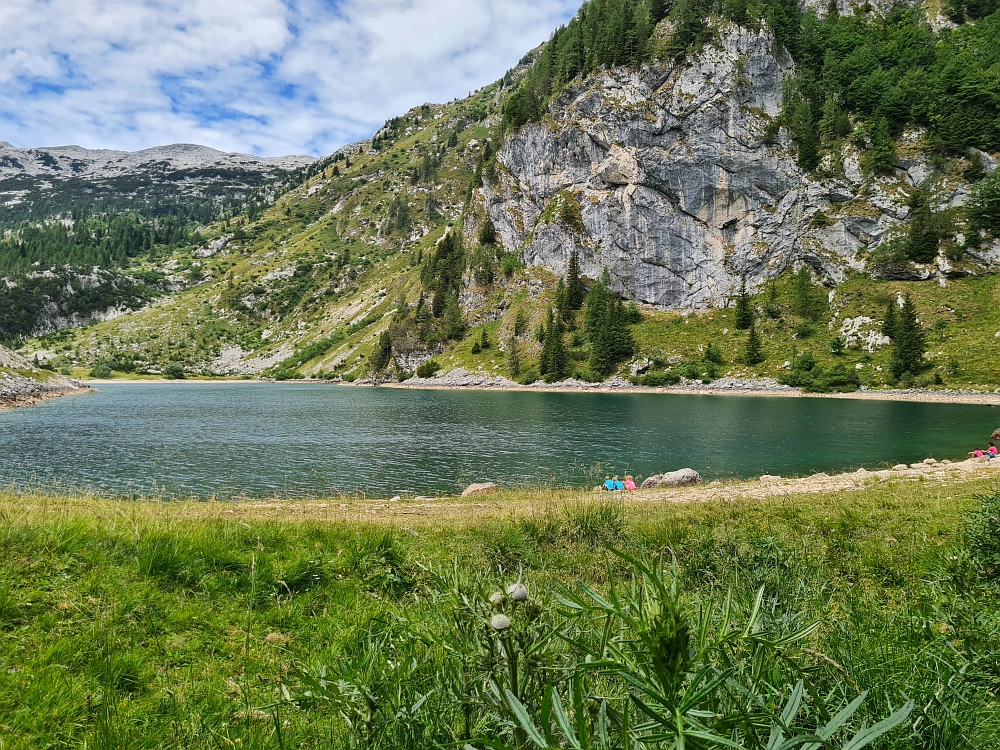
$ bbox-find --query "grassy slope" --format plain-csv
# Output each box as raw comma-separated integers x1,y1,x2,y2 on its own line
12,57,1000,390
1,477,998,749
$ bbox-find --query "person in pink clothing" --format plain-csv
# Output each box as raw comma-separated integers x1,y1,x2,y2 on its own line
989,442,997,458
624,475,637,491
971,448,985,458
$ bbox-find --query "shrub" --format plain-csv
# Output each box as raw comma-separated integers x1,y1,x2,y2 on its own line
639,370,681,387
89,361,113,379
416,359,441,378
517,367,539,385
162,362,185,379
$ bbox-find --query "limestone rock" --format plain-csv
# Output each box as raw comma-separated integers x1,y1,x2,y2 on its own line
992,428,1000,441
893,464,909,471
640,469,703,489
469,23,993,309
461,482,498,498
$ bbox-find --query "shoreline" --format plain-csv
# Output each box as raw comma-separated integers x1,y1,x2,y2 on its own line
0,383,92,411
5,457,999,522
76,373,1000,405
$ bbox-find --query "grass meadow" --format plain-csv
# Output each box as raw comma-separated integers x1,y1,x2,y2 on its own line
0,478,998,749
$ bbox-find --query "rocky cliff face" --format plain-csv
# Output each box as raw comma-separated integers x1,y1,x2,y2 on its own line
0,345,89,408
471,22,999,309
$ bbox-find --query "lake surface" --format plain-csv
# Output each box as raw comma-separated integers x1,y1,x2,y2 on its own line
1,383,996,498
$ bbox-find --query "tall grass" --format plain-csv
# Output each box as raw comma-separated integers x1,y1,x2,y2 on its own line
0,484,997,748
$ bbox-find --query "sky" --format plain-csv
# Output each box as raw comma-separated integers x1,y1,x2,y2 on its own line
0,0,580,157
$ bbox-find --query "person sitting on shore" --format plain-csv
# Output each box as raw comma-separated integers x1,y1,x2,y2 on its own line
971,448,985,459
603,476,615,491
612,476,625,491
624,475,637,490
989,442,998,459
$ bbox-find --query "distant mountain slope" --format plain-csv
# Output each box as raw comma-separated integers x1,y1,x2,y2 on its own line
0,141,317,229
0,142,314,180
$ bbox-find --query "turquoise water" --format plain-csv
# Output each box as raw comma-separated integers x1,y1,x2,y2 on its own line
0,383,996,498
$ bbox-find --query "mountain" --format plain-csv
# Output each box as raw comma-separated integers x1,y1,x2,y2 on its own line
0,141,316,227
11,0,1000,391
0,142,320,338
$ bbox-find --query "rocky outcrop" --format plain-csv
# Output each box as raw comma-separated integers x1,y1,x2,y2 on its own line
640,468,704,488
471,22,998,309
461,482,498,498
0,345,90,409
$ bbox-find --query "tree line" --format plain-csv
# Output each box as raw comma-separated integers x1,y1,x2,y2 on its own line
0,213,194,277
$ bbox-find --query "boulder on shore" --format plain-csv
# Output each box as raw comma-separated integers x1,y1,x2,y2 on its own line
992,428,1000,441
640,469,703,489
461,482,497,498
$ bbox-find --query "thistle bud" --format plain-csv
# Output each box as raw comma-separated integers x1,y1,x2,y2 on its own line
489,591,506,607
491,614,511,631
506,583,528,602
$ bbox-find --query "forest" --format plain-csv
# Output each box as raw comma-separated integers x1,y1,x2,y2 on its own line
0,213,193,277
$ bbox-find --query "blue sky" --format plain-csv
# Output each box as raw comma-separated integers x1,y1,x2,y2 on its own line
0,0,580,157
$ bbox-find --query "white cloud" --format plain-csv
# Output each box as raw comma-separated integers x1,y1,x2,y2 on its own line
0,0,579,156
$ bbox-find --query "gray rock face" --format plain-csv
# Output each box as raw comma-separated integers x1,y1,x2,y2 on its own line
640,468,704,488
471,22,996,308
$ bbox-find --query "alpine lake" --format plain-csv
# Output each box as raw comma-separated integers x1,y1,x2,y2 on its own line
2,382,997,499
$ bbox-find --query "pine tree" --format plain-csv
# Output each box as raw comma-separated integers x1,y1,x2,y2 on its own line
792,267,822,321
765,280,782,319
889,294,927,378
734,278,754,330
742,320,766,365
442,292,466,340
584,274,611,343
506,336,521,378
905,189,940,264
566,250,585,310
882,299,898,340
539,308,569,381
369,330,392,377
555,278,568,320
864,117,897,175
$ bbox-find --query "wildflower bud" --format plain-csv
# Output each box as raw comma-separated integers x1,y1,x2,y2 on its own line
489,591,506,607
506,583,528,602
491,614,511,631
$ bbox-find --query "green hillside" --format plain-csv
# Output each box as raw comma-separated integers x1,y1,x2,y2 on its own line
10,0,1000,392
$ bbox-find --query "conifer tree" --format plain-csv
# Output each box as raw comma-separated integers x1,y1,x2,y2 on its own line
864,117,897,175
742,320,766,365
889,294,927,379
792,267,822,321
539,308,569,382
555,278,568,320
905,190,940,263
765,280,782,319
882,299,898,340
369,330,393,377
734,278,754,330
566,250,585,310
506,336,521,378
442,292,466,340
